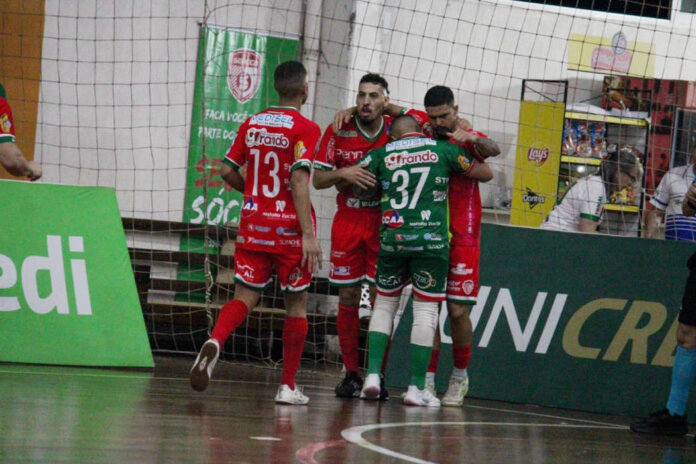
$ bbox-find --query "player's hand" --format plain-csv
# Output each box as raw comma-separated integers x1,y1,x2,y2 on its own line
340,164,376,189
27,160,42,181
446,127,477,146
683,182,696,217
332,106,357,133
301,234,322,274
456,117,472,131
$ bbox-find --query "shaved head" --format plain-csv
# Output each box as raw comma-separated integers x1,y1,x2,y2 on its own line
391,114,421,139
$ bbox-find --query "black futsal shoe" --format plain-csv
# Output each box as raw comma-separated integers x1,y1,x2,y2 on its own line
335,371,363,397
630,408,688,436
379,374,389,401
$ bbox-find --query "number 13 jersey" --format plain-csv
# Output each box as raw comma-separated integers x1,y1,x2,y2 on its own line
223,106,321,252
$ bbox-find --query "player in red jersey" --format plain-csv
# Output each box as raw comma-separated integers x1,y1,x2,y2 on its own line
190,61,322,405
0,83,41,180
410,86,500,406
314,73,417,399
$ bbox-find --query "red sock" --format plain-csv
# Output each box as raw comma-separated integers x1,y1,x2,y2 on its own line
427,349,440,373
281,316,308,389
452,344,472,370
211,300,249,344
381,337,392,375
337,304,360,373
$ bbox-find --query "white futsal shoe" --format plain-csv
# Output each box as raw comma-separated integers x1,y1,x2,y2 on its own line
274,384,310,405
360,373,382,400
441,373,470,407
402,385,441,407
190,339,220,392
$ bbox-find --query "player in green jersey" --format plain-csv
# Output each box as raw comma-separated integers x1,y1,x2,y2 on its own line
357,115,492,406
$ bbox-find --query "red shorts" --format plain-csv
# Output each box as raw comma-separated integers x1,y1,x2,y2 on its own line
234,248,312,293
329,209,380,287
446,244,480,304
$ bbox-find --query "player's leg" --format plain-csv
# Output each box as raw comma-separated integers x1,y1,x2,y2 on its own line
631,254,696,435
273,252,314,405
190,249,266,392
330,212,368,397
441,244,478,406
425,322,441,394
402,254,448,407
361,255,408,400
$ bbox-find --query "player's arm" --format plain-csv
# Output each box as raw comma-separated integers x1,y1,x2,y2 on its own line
683,180,696,217
291,167,322,273
447,128,501,159
0,141,41,180
220,121,249,192
644,207,664,238
579,217,600,233
312,127,376,190
220,163,244,192
351,152,380,198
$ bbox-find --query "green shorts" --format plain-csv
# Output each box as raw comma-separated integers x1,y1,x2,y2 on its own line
375,252,448,302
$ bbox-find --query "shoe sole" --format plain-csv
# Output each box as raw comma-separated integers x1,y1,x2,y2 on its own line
275,398,309,405
629,425,687,436
403,396,440,407
190,343,218,392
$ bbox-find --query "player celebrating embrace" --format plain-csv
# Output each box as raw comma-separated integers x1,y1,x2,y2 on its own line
358,115,492,406
190,61,322,405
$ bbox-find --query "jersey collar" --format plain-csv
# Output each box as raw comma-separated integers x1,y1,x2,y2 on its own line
354,114,385,142
400,132,426,139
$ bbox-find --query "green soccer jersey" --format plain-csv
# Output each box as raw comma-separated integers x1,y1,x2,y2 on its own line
359,135,475,255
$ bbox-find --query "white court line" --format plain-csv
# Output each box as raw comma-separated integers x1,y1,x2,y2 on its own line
341,421,627,464
463,403,626,428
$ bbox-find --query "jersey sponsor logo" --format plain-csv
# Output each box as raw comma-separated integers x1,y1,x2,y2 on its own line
236,236,245,243
381,181,390,189
382,210,404,229
250,112,294,129
420,210,432,221
450,263,474,276
279,238,301,247
0,114,11,133
527,147,549,166
330,264,351,276
377,274,402,287
294,140,307,161
457,155,471,171
427,243,446,250
433,190,447,202
249,237,275,246
380,244,395,252
462,279,475,295
409,220,442,228
398,245,424,251
242,198,259,216
385,150,439,170
395,233,419,241
237,264,255,280
336,129,358,137
424,232,442,241
523,187,546,210
245,127,290,149
228,48,262,104
435,176,449,185
336,147,364,163
347,198,360,208
250,224,270,232
276,227,299,236
386,137,436,151
275,200,287,212
413,270,435,289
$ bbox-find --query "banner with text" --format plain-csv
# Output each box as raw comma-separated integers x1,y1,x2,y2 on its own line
0,181,153,367
387,224,694,419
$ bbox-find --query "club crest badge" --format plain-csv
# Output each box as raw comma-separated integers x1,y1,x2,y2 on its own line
228,49,263,103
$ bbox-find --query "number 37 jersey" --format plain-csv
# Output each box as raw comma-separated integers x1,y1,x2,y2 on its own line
223,106,321,252
360,136,476,254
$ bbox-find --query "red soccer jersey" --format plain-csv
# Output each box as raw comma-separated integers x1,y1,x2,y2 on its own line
314,112,417,212
409,109,484,246
0,97,16,144
223,106,320,252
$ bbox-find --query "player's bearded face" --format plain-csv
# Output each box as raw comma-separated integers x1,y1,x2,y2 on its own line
356,82,387,124
425,104,458,137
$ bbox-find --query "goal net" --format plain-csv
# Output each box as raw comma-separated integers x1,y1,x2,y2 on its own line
2,0,695,368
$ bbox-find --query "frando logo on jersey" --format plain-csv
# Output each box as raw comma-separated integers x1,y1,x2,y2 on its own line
0,235,93,316
385,150,439,171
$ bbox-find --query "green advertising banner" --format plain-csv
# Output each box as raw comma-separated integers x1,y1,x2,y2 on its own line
182,25,300,233
387,224,695,419
0,181,153,367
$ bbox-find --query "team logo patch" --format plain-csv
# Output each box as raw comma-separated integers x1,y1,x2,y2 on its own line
413,270,435,289
228,48,263,103
462,280,475,295
289,267,304,287
242,197,258,217
457,155,471,171
0,114,11,133
294,140,307,161
382,210,404,229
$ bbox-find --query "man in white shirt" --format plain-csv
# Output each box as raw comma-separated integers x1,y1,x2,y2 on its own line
542,149,638,233
645,145,696,241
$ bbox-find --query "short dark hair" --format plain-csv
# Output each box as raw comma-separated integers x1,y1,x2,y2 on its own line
359,73,389,95
274,61,307,98
391,114,421,138
424,85,454,108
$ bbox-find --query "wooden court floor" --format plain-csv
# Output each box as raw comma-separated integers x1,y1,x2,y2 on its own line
1,355,695,464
